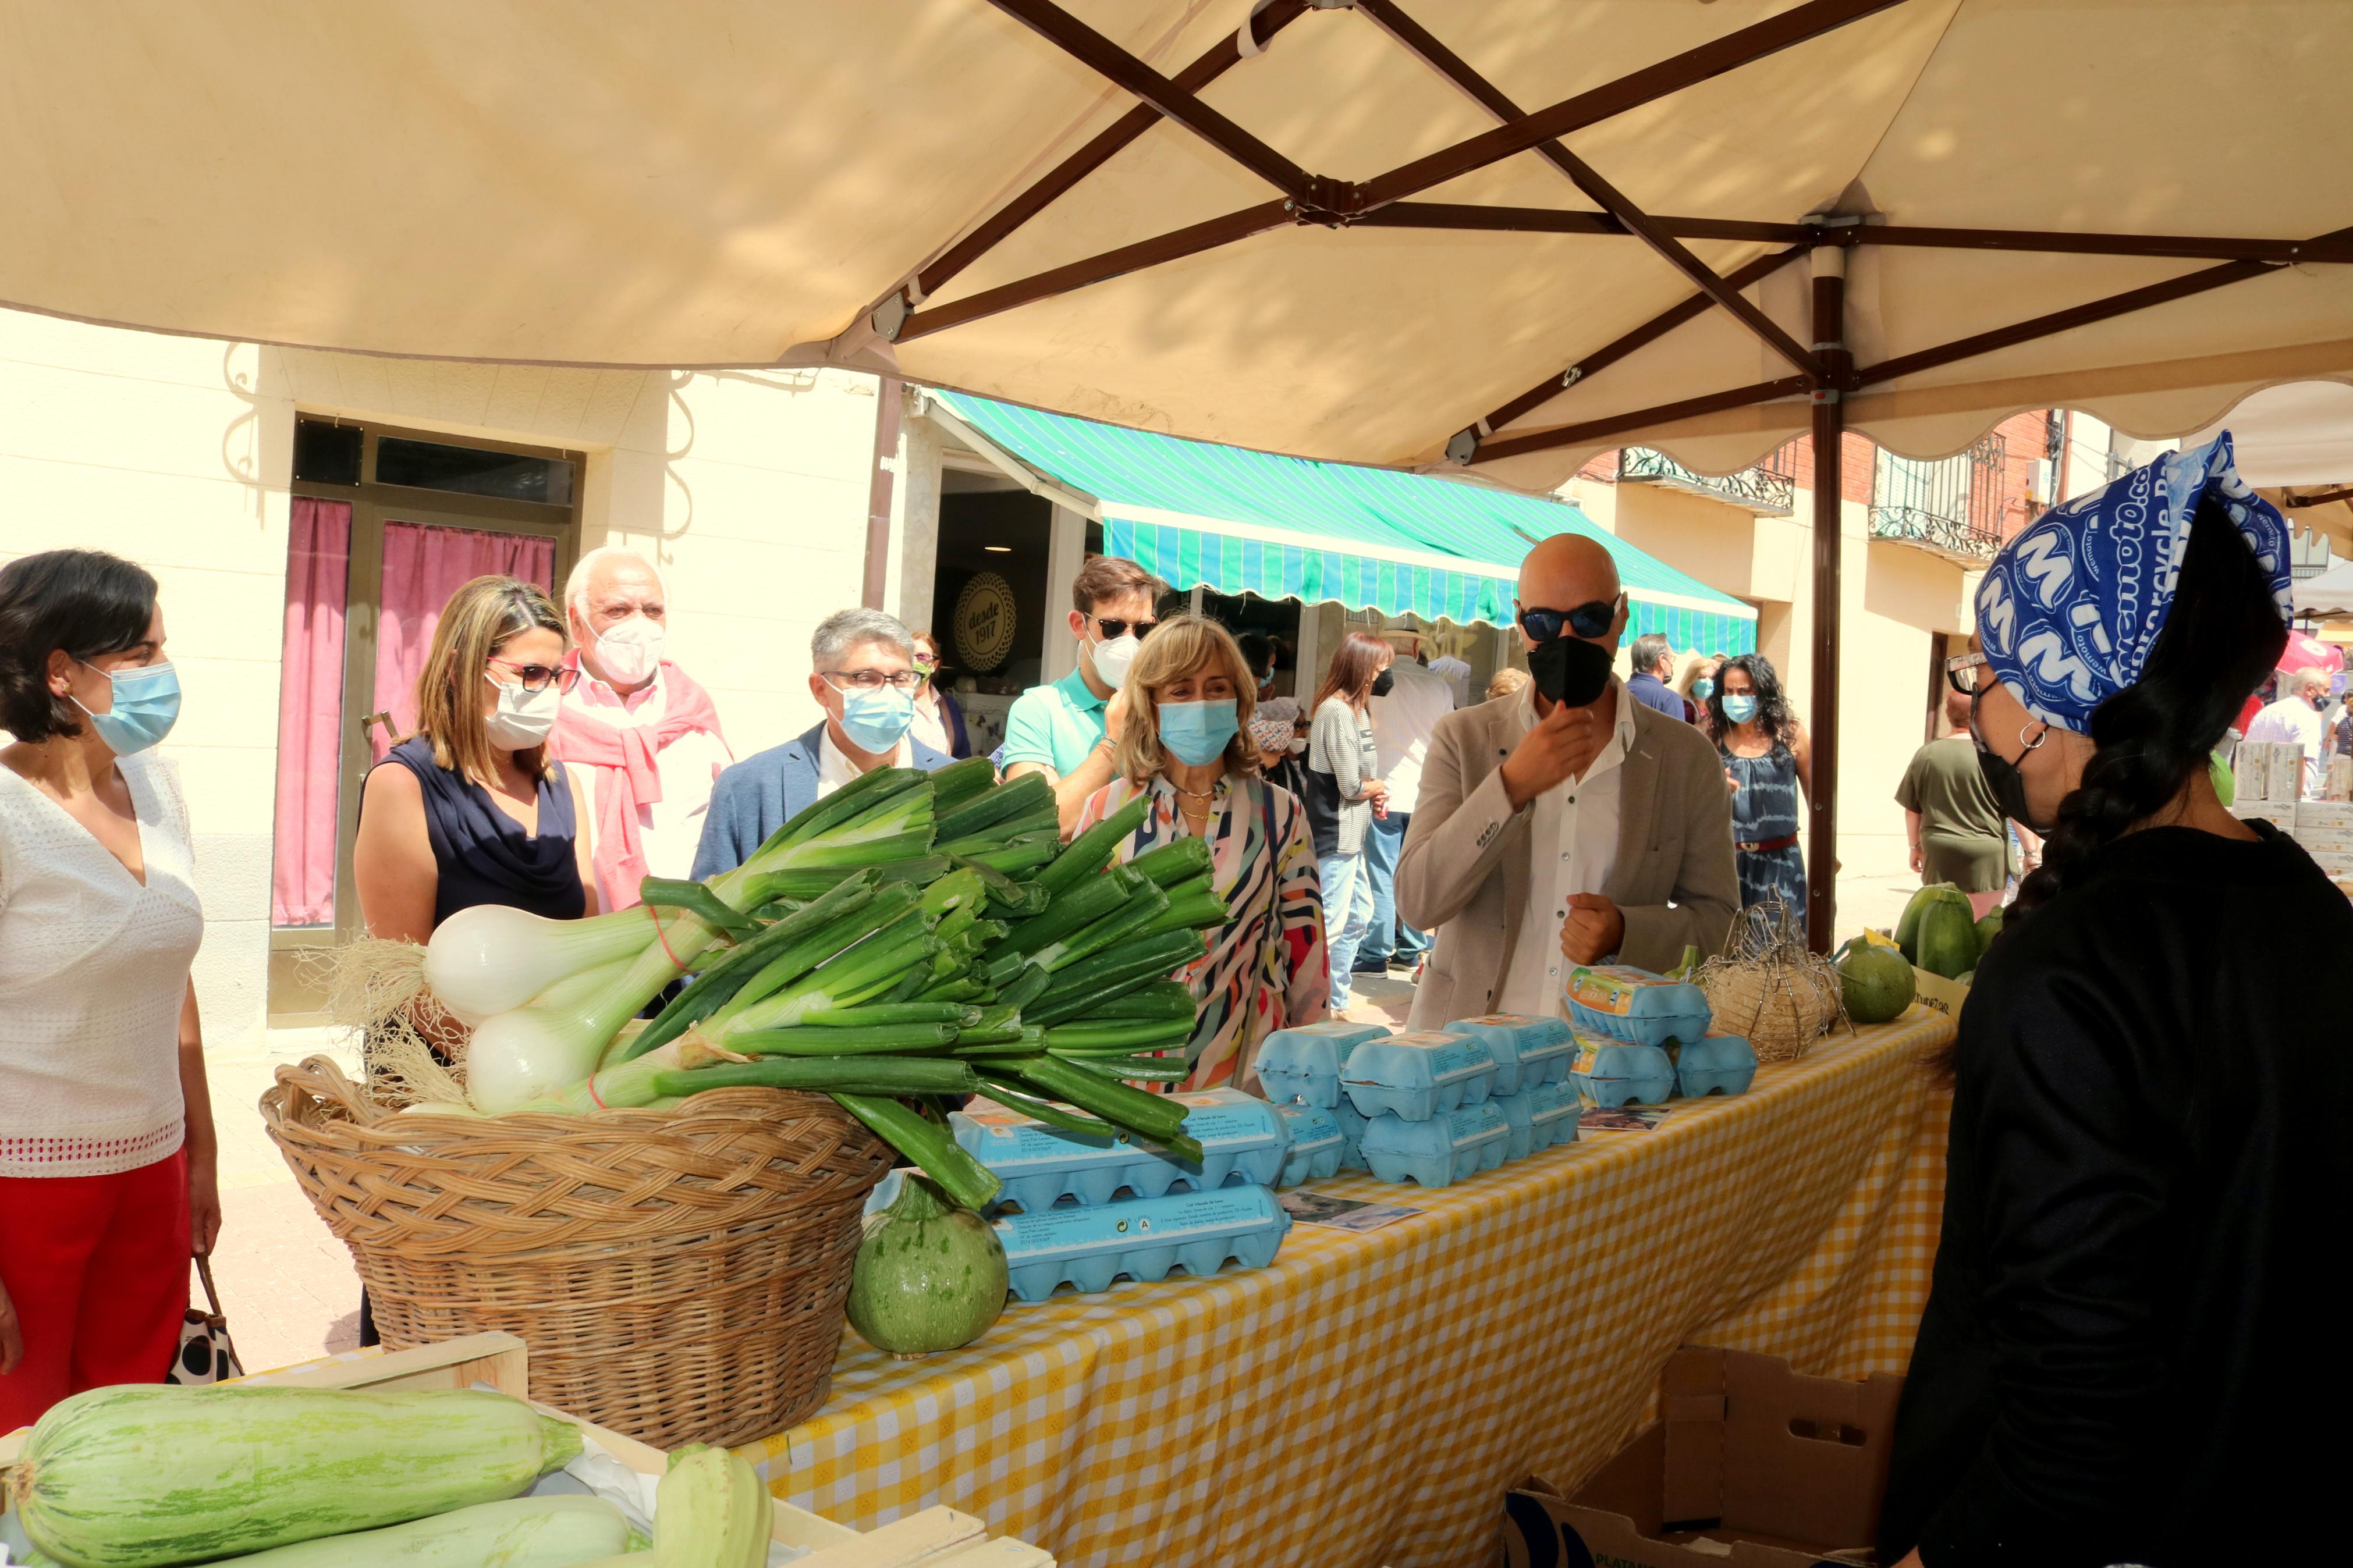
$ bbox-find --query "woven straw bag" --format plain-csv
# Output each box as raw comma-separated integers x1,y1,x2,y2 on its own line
261,1057,892,1447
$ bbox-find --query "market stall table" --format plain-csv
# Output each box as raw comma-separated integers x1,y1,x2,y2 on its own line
750,1010,1955,1568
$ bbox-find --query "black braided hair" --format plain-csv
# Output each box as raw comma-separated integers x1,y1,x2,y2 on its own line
2006,490,2287,926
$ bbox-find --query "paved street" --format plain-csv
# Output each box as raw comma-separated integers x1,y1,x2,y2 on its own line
203,868,1930,1374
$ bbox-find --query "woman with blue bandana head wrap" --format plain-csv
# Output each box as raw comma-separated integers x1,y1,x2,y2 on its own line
1881,436,2353,1568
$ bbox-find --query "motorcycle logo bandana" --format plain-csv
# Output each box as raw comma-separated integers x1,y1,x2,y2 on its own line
1975,431,2291,732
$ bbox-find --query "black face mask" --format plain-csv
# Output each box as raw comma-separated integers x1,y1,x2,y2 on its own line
1528,635,1614,709
1974,735,2046,832
1369,670,1395,698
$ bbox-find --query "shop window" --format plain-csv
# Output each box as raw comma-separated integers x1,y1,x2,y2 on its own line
377,435,575,506
293,419,363,486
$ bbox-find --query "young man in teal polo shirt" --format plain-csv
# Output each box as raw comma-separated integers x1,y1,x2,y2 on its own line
1003,554,1165,833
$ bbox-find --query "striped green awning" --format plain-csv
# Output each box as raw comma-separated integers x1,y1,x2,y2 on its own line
935,392,1757,654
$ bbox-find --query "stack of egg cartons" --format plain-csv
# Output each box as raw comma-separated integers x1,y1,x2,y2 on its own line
1253,1020,1390,1175
949,1089,1293,1302
1340,1029,1510,1190
1560,963,1758,1104
1443,1014,1581,1160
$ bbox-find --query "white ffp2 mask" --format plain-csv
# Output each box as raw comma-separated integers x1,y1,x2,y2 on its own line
1089,632,1141,689
483,674,562,749
592,616,665,685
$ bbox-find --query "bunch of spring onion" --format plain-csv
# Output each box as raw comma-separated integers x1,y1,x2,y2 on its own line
414,758,1230,1210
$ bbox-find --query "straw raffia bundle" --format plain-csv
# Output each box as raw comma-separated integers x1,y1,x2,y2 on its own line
1698,897,1846,1062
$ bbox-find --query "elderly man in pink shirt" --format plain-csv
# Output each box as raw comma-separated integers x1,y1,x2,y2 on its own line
548,546,732,909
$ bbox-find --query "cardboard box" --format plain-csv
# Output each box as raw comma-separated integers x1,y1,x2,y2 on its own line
2306,850,2353,879
2297,802,2353,833
0,1334,1052,1564
2231,802,2298,834
1502,1346,1902,1568
2255,742,2312,802
2295,825,2353,854
2233,742,2270,803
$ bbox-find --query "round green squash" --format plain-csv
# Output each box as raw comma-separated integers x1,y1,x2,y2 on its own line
846,1175,1008,1359
1835,938,1917,1025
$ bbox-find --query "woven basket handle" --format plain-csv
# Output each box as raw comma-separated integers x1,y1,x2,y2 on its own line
264,1054,388,1133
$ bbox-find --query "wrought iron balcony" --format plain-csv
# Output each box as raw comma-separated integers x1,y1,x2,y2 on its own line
1617,445,1795,515
1868,435,2008,562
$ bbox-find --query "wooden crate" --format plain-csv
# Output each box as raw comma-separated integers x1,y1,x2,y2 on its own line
3,1334,1051,1564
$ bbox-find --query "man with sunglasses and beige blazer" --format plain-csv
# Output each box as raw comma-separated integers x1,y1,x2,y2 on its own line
1395,534,1738,1028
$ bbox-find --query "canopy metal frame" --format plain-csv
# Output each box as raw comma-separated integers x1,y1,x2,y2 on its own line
878,0,2350,947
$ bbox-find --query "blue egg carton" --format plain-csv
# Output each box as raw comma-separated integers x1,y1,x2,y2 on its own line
1165,1086,1291,1188
1561,963,1712,1048
1340,1030,1497,1122
993,1183,1291,1303
1271,1100,1344,1187
1360,1102,1510,1189
1444,1013,1577,1096
1570,1033,1678,1108
1253,1021,1391,1110
1676,1034,1759,1098
1492,1080,1582,1161
1333,1096,1372,1171
951,1087,1286,1213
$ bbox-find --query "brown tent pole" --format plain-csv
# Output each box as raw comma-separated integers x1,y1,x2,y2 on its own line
1807,249,1850,952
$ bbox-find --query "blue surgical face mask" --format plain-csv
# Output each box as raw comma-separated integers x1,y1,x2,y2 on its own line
1721,694,1758,726
1692,677,1716,702
74,660,182,755
839,685,915,753
1159,699,1239,766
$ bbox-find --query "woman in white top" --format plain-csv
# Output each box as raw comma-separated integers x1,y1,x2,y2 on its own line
0,550,213,1430
1305,631,1390,1011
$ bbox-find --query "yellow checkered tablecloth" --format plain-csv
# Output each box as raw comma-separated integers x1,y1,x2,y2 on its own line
744,1009,1955,1568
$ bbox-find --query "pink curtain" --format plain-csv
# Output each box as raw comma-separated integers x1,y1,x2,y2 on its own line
271,500,352,927
372,522,558,758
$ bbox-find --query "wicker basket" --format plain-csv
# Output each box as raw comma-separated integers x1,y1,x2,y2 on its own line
261,1057,893,1447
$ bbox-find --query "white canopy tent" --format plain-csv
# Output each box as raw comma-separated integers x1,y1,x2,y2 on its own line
8,0,2350,940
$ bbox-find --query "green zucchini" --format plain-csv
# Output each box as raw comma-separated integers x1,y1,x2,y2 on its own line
9,1385,581,1568
203,1498,627,1568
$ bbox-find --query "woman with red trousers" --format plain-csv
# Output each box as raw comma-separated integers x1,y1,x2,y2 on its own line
0,550,218,1430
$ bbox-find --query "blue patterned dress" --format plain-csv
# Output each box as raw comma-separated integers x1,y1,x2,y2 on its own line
1721,742,1807,913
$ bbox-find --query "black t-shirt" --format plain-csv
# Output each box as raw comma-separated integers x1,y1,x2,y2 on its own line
1882,822,2353,1566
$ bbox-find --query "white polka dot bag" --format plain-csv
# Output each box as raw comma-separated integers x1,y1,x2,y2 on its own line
164,1255,244,1385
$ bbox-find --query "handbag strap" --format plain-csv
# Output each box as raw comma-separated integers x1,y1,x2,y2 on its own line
193,1253,228,1319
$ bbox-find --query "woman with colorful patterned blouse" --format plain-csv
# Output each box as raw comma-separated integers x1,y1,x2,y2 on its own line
1071,615,1328,1092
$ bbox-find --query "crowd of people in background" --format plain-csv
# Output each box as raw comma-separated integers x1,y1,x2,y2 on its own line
0,520,2215,1418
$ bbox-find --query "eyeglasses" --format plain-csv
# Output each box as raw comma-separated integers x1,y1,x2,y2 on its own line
1517,595,1623,643
821,669,925,693
1944,651,1990,696
486,657,562,691
1092,617,1158,641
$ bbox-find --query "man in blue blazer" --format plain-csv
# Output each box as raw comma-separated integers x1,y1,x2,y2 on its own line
691,608,958,880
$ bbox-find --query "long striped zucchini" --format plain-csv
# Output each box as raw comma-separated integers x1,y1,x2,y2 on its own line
5,1385,583,1568
205,1497,628,1567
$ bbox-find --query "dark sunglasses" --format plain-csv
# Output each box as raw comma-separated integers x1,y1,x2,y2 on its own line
1092,616,1158,641
1517,595,1623,643
1944,650,1989,697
